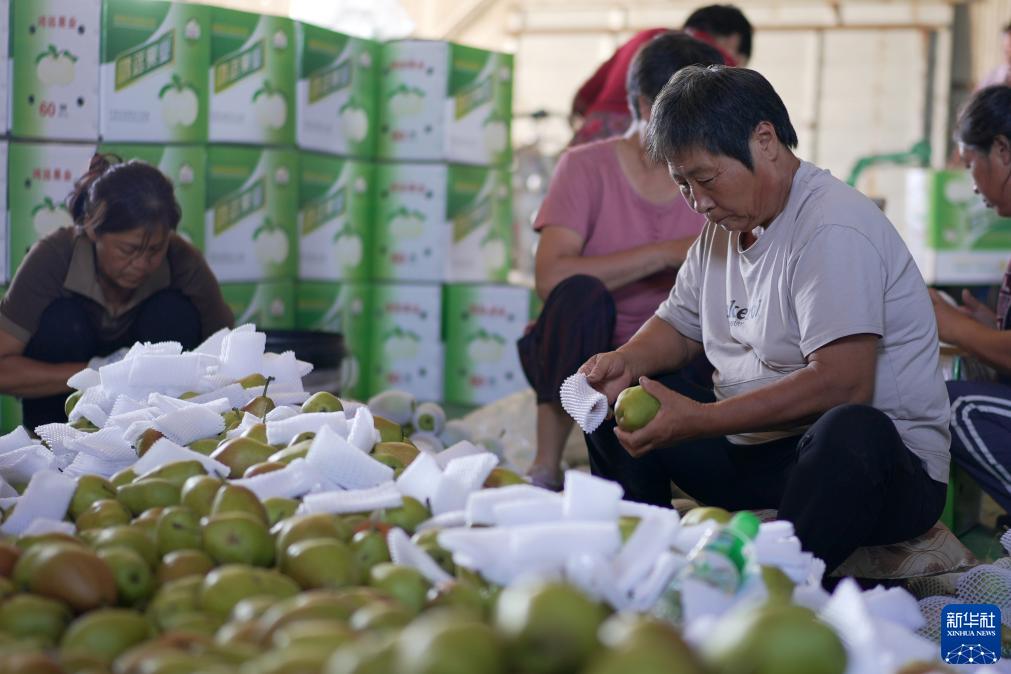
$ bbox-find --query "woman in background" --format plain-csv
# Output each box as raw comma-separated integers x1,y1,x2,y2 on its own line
0,155,233,429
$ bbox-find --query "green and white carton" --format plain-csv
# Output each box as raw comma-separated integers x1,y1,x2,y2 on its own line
220,280,294,330
10,0,101,141
444,284,528,406
205,145,297,282
209,8,295,146
296,281,370,400
446,164,512,282
906,168,1011,284
7,141,95,277
368,283,443,402
298,152,373,282
379,40,512,166
373,162,449,282
0,144,7,282
0,2,10,133
296,22,378,159
99,144,206,250
100,0,210,143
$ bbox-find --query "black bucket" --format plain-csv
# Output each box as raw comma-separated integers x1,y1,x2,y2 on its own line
264,330,346,395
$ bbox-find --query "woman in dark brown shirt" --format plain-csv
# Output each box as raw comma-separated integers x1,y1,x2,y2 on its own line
0,154,234,429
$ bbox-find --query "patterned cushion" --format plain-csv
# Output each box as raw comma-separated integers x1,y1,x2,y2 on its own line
677,502,976,580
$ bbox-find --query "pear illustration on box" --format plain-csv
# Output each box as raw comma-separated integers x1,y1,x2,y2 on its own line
159,75,200,128
36,45,77,86
467,328,506,363
383,326,421,360
31,197,74,238
252,80,288,130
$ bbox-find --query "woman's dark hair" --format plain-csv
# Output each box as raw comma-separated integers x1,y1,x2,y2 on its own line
627,31,725,121
684,4,753,59
67,153,181,242
645,65,798,170
956,85,1011,153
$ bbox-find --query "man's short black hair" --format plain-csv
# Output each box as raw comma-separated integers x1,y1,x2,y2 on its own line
645,65,798,170
626,32,725,121
684,4,753,58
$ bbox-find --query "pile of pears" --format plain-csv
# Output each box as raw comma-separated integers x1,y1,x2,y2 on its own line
0,377,854,674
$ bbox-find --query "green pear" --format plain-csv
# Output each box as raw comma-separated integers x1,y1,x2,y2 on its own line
69,418,99,432
425,580,487,619
368,563,430,615
199,565,300,617
145,576,202,631
109,468,137,488
64,390,83,418
263,497,299,527
156,549,215,584
396,609,505,674
116,478,181,516
351,529,391,573
241,422,269,444
75,498,131,531
242,378,276,420
134,428,165,457
271,618,355,650
373,416,404,443
60,609,153,664
237,373,268,389
156,506,203,555
257,591,370,643
680,506,732,526
179,391,200,400
301,391,343,414
203,512,274,567
410,529,454,576
349,602,414,633
88,525,158,567
701,603,846,674
221,408,243,431
290,431,316,446
593,613,708,674
244,461,285,478
327,635,398,674
230,594,279,623
274,514,352,564
242,645,334,674
131,506,165,531
269,441,311,465
495,580,609,674
96,546,154,607
483,467,526,489
211,437,275,479
761,565,796,604
188,437,221,455
137,460,206,488
180,474,224,518
371,442,420,470
614,385,661,432
618,516,640,542
377,496,430,534
282,538,360,590
69,475,117,520
0,594,71,647
210,483,269,524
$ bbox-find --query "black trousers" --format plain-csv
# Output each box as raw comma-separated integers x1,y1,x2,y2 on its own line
585,371,947,573
518,275,617,404
946,379,1011,514
22,289,202,430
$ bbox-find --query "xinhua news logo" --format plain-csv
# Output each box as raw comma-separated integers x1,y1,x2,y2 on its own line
941,604,1002,665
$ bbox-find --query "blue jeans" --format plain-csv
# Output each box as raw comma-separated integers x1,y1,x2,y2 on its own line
22,289,201,429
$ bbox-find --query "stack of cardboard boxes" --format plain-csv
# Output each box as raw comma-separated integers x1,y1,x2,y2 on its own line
0,0,529,430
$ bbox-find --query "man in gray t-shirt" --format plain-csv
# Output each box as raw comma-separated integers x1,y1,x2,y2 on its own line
579,66,950,574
